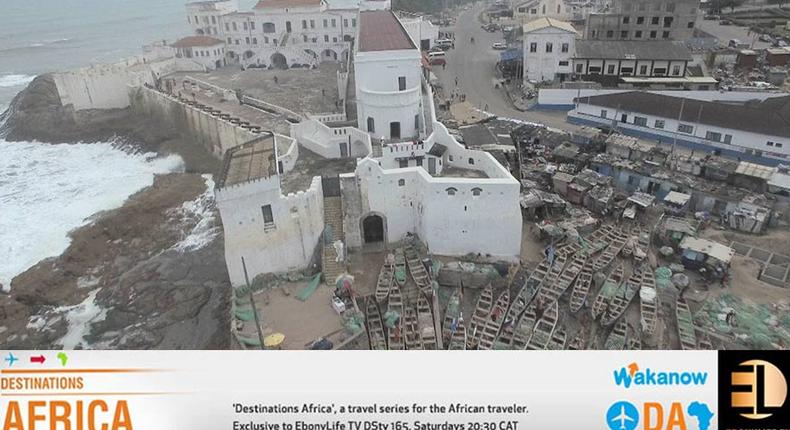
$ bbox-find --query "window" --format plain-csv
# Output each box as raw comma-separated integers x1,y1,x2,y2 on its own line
530,42,537,53
588,66,601,74
546,42,553,53
446,187,457,196
651,16,659,25
778,143,784,148
663,17,673,28
687,21,695,28
352,18,356,27
636,16,645,24
531,8,537,14
344,19,348,27
621,30,628,39
678,124,693,134
227,37,232,44
235,39,240,45
398,179,405,186
253,37,258,44
323,19,328,28
706,131,722,142
606,30,614,38
559,60,569,66
263,22,275,33
333,37,337,42
416,158,423,167
576,63,584,73
399,159,408,168
367,117,375,133
519,6,526,12
654,119,665,129
261,205,274,228
634,116,647,126
650,31,657,38
600,109,608,118
331,19,336,27
243,22,247,30
232,22,237,31
245,37,250,44
607,64,616,74
310,19,315,28
264,36,269,43
542,4,546,14
250,22,255,30
324,35,329,42
225,23,230,31
662,31,670,39
724,134,732,144
398,76,406,91
635,30,642,38
302,20,307,29
472,187,482,196
768,141,776,147
621,67,634,75
654,67,666,75
561,43,569,53
303,35,308,42
468,157,475,165
623,16,630,24
672,65,681,75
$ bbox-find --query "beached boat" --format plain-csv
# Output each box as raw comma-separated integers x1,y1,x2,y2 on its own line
405,242,431,295
521,258,551,306
467,285,494,349
602,266,644,326
394,248,407,287
639,270,658,336
442,288,462,347
676,296,698,350
697,332,713,350
626,334,642,350
403,307,423,350
546,327,567,350
511,305,537,349
386,285,404,350
497,266,535,345
591,262,624,320
568,259,595,313
526,301,558,350
447,316,467,350
604,319,628,350
478,291,510,350
593,228,628,271
416,293,437,350
365,297,387,350
567,330,586,350
583,225,614,255
536,253,586,305
375,254,394,303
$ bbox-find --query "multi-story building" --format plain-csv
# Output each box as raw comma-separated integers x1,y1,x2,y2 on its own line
514,0,571,22
584,0,700,41
522,17,578,83
172,36,228,70
183,0,392,68
572,39,692,79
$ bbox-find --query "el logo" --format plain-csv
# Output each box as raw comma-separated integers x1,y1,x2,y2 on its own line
731,359,788,420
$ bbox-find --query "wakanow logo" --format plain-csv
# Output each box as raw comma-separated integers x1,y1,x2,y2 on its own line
614,362,709,388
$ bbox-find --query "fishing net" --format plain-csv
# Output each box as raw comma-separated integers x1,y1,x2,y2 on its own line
234,308,255,322
343,311,364,334
655,267,673,289
383,310,401,328
694,293,790,349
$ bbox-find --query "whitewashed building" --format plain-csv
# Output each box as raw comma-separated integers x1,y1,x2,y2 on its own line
214,9,522,286
514,0,571,22
172,36,227,70
568,91,790,166
573,40,692,79
522,17,577,83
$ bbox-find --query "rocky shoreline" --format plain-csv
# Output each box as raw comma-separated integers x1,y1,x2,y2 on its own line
0,77,232,349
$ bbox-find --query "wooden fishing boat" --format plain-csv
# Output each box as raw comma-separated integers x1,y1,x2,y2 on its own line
447,315,467,350
442,288,462,347
375,254,394,303
535,253,586,306
497,266,534,346
416,293,437,350
405,242,431,295
386,285,404,350
467,285,494,349
697,332,713,350
602,266,644,326
511,305,537,349
568,259,595,313
365,297,387,350
545,327,567,350
676,296,697,350
591,262,624,320
567,330,586,350
639,269,658,336
593,228,628,271
522,258,551,306
525,301,558,350
604,319,628,350
635,230,650,262
626,334,642,350
478,291,510,350
403,307,423,350
394,248,407,287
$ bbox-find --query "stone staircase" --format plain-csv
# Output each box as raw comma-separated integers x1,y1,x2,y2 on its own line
321,176,346,285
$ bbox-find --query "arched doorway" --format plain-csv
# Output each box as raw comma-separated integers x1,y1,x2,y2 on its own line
322,49,337,61
270,52,288,69
215,60,222,69
361,213,385,244
340,49,349,63
244,50,255,60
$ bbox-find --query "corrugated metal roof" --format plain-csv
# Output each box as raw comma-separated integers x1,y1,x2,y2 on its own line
680,237,734,264
575,40,692,61
523,17,577,34
358,10,416,52
735,161,776,179
664,191,691,205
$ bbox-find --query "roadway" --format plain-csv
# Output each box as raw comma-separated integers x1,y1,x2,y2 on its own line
432,1,585,133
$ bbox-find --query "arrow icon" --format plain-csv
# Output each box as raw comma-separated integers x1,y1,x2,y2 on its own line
30,355,46,364
627,362,639,377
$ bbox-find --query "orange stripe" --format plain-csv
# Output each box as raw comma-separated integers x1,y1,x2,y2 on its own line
1,369,165,375
2,392,186,397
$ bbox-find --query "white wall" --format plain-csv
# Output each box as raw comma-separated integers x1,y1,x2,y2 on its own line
215,175,324,286
515,0,570,21
523,27,576,83
401,17,439,50
291,118,371,158
538,88,788,106
354,49,423,140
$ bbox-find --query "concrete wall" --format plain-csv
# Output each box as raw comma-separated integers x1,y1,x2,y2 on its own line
215,175,324,286
291,118,371,159
129,85,258,157
537,88,788,108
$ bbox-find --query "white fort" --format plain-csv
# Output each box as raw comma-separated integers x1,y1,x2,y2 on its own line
212,8,522,286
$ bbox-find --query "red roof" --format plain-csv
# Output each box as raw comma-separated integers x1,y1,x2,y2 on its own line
172,36,225,48
358,10,416,52
254,0,322,8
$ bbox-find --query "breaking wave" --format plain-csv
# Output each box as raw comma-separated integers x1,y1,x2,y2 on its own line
171,174,220,252
0,74,35,88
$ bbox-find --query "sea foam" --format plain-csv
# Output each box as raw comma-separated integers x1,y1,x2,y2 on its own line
0,74,36,88
0,140,184,290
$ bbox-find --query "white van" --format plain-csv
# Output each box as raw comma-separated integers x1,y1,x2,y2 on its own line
427,51,446,65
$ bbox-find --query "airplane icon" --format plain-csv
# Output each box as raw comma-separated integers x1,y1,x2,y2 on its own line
610,405,635,430
4,352,18,367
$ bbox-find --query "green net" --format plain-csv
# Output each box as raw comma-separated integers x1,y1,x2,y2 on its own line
296,273,322,301
234,308,255,322
655,267,673,289
236,334,262,347
694,293,790,349
384,310,400,328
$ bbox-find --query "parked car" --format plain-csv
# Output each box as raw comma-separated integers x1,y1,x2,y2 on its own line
720,19,733,26
703,14,719,20
435,38,454,50
759,34,774,43
492,42,507,50
427,51,446,66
